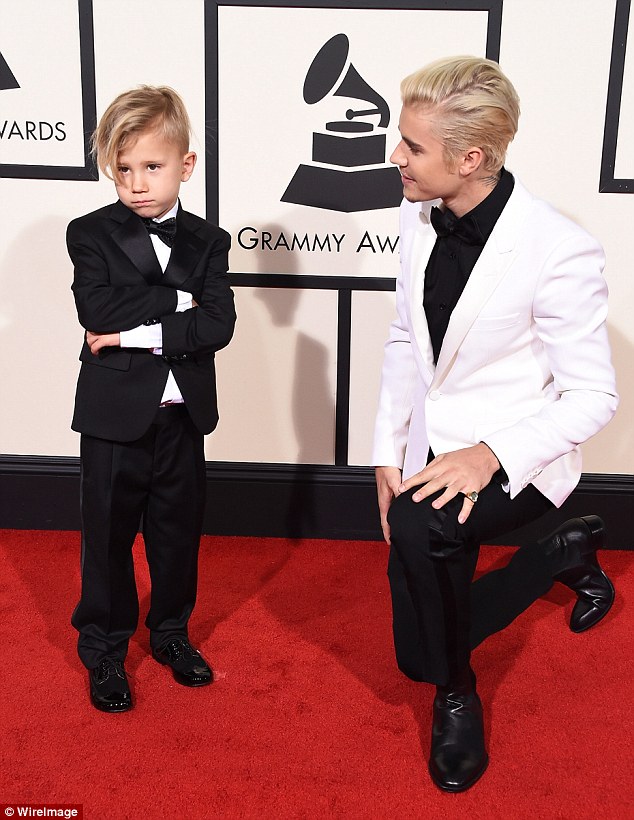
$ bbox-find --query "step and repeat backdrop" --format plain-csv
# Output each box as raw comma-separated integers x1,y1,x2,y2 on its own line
0,0,632,474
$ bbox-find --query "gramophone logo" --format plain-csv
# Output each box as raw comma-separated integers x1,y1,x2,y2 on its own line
282,33,403,213
0,50,20,90
0,0,97,180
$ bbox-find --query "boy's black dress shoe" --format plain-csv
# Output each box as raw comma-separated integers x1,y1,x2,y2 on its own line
428,671,488,792
542,515,615,632
89,658,132,713
153,638,212,687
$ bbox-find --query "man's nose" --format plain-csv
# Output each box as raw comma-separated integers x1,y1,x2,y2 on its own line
390,141,405,166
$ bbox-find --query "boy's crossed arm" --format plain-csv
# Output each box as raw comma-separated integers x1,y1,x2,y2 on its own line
72,227,235,358
159,233,236,358
68,224,180,334
84,291,201,354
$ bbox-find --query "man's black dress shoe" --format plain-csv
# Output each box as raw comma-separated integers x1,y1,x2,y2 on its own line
542,515,615,632
89,658,132,713
428,678,488,792
153,638,212,687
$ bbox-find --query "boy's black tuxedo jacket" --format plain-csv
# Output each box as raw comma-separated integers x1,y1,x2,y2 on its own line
68,200,236,442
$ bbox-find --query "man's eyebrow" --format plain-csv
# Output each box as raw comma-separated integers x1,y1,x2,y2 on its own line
399,131,423,151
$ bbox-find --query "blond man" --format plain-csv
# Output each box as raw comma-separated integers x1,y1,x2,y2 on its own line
373,57,617,791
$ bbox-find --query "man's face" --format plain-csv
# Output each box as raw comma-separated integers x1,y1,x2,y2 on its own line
390,104,461,205
115,129,196,219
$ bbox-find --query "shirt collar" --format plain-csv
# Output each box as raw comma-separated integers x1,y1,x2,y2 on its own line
452,168,514,245
152,200,179,223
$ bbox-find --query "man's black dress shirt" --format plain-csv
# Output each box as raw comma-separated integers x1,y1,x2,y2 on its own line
424,168,514,364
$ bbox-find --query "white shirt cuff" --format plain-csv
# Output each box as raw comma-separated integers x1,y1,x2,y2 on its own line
120,325,163,349
176,290,193,312
120,291,190,349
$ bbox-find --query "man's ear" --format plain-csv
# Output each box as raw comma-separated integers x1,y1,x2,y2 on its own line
458,146,484,178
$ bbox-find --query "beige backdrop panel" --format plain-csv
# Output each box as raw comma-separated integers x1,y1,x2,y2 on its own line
348,290,397,466
501,0,633,473
218,5,488,277
0,0,85,165
615,3,633,179
0,0,207,455
0,0,632,478
209,287,338,464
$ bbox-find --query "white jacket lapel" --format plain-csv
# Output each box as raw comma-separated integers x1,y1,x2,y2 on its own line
431,179,534,389
408,201,438,376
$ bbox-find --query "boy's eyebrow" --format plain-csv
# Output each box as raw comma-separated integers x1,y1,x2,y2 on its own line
116,157,162,165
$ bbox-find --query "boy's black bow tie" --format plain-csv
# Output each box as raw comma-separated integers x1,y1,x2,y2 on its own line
430,206,485,246
142,216,177,247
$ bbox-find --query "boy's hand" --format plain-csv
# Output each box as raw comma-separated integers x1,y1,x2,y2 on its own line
86,331,121,354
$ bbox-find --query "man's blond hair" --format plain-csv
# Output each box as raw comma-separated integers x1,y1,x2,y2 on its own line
92,85,191,180
401,56,520,174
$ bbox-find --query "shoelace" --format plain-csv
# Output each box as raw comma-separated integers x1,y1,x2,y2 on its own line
162,639,198,662
95,658,125,683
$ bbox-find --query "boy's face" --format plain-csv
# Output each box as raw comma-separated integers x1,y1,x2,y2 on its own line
115,129,196,220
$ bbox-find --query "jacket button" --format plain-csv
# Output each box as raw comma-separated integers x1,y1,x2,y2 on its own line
429,390,441,401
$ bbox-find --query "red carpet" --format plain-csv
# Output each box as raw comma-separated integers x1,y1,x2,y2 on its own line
1,529,633,819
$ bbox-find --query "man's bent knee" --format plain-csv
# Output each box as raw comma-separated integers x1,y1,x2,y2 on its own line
388,488,470,562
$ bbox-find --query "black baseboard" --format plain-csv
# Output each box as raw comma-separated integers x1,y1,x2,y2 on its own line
0,455,632,548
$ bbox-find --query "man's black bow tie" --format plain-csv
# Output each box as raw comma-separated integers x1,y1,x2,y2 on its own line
142,216,177,247
430,206,485,246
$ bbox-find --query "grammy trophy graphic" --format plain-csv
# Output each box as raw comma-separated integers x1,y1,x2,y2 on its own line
282,33,403,213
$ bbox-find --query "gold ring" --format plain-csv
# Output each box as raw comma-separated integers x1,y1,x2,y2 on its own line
465,491,479,504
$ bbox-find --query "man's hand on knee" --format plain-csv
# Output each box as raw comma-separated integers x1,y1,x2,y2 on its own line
398,443,501,524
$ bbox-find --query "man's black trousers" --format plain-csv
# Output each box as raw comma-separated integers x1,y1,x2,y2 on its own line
387,481,555,686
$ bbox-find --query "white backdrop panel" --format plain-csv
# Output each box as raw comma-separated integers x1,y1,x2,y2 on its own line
218,5,488,278
614,6,633,179
0,0,85,167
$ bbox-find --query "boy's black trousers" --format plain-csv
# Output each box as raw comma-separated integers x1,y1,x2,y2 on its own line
72,404,206,669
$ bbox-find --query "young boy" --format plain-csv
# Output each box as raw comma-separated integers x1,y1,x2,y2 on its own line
67,86,236,712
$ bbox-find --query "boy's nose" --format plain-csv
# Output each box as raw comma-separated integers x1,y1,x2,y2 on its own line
131,173,148,192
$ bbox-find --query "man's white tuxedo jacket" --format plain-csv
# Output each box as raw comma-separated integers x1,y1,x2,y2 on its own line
372,179,618,507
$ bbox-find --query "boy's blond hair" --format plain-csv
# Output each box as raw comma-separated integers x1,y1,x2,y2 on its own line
92,85,191,180
401,56,520,175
